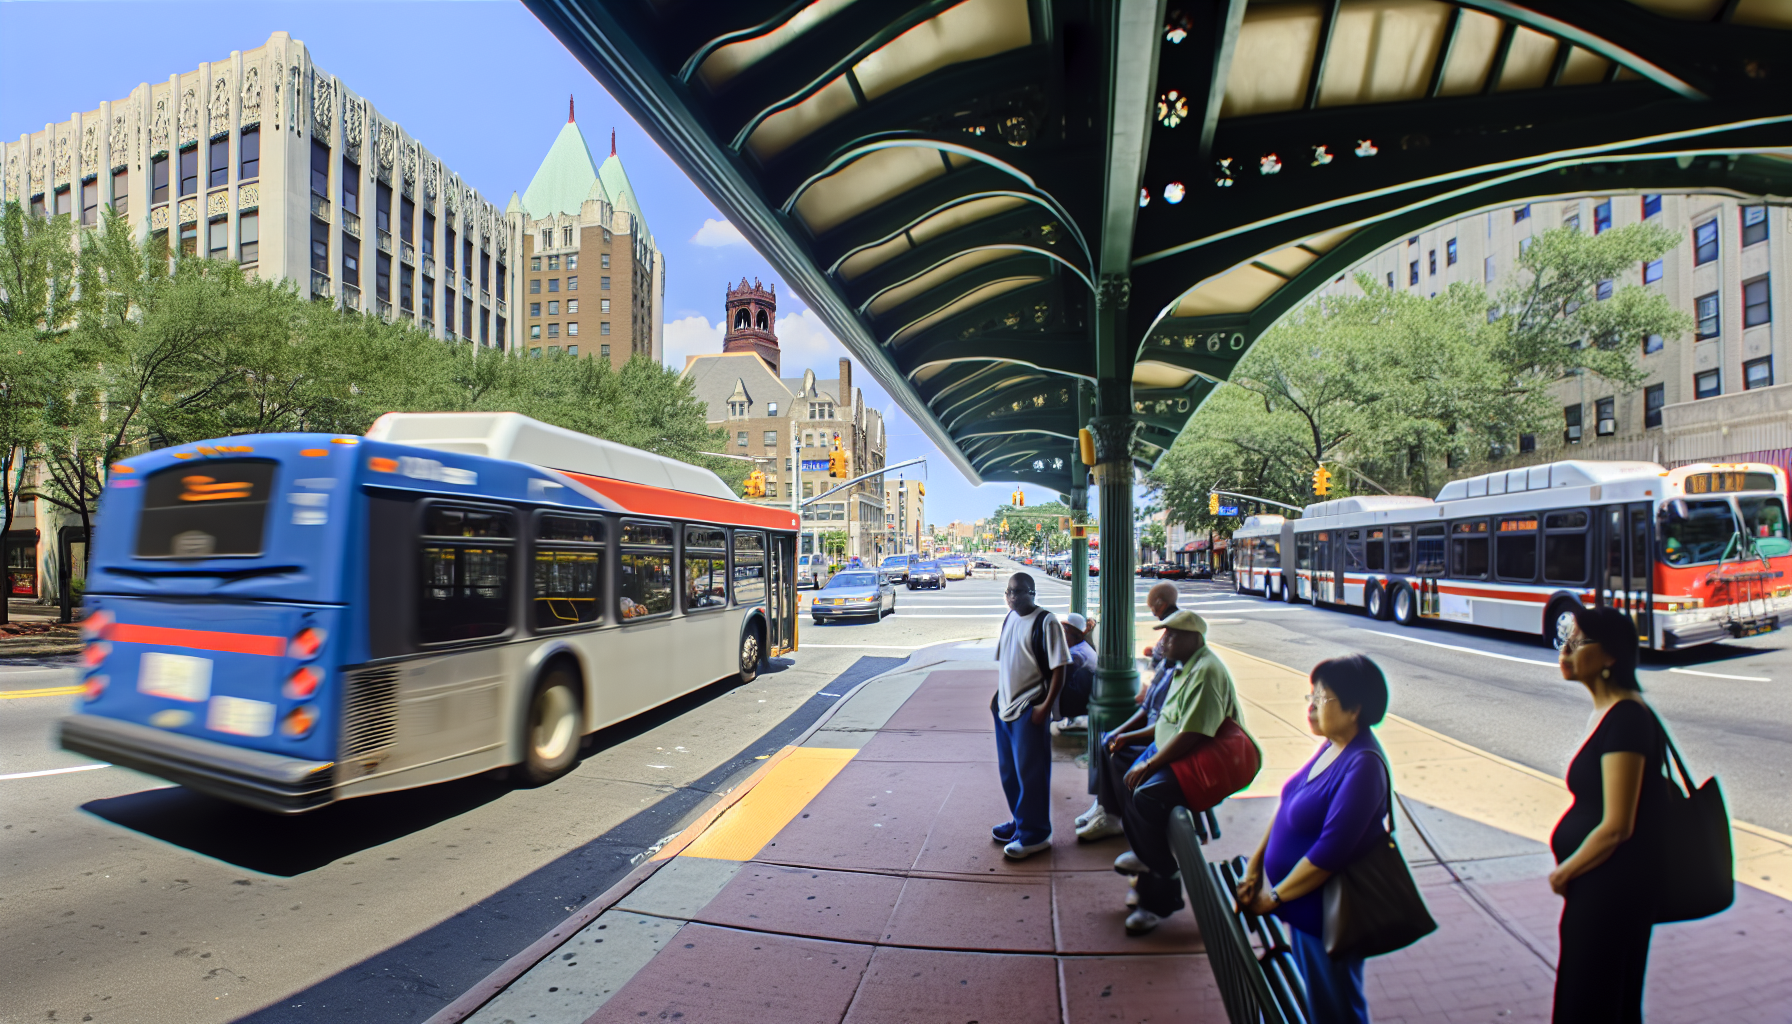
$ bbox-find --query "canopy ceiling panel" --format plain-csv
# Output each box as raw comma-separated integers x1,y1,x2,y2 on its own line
527,0,1792,485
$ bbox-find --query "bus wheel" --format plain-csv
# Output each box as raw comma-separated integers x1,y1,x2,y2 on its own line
521,667,582,786
1545,601,1578,651
1366,584,1392,621
1391,585,1417,626
739,628,762,683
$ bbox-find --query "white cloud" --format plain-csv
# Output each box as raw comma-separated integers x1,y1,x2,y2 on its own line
690,218,748,247
661,314,724,371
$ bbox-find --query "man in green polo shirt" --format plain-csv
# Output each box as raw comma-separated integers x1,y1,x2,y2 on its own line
1111,609,1247,934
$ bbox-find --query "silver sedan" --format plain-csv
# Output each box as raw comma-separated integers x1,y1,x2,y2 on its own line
810,570,896,623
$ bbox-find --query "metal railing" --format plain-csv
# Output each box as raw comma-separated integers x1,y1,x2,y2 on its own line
423,254,436,278
377,230,392,254
310,272,331,300
310,193,331,220
401,240,416,265
1169,806,1308,1024
343,210,362,237
341,284,361,309
495,297,507,316
376,298,393,322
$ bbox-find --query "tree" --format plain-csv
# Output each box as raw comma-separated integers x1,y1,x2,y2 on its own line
821,530,848,558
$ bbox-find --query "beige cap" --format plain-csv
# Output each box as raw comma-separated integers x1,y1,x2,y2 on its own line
1152,609,1208,634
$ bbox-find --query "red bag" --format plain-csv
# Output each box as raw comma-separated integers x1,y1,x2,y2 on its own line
1169,717,1262,811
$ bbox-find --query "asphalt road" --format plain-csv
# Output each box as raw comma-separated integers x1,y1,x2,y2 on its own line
3,561,1787,1024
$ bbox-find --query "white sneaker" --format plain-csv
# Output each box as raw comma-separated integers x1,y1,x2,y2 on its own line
1124,909,1164,935
1074,799,1102,828
1113,851,1147,876
1076,811,1126,842
1050,719,1066,736
1125,882,1139,908
1069,715,1089,729
1004,837,1052,860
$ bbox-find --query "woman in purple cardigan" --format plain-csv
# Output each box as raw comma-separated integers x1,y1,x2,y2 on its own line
1237,654,1393,1024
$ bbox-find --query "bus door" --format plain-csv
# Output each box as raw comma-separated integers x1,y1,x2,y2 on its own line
769,534,795,652
1598,505,1653,645
1314,531,1334,604
1333,530,1349,605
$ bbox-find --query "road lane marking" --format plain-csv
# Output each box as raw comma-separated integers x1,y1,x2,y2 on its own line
1664,667,1773,682
0,763,109,781
1,685,82,700
1358,629,1560,667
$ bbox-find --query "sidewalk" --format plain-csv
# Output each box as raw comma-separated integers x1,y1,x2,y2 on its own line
427,644,1792,1024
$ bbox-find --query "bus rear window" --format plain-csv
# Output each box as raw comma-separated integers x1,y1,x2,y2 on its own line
135,459,277,558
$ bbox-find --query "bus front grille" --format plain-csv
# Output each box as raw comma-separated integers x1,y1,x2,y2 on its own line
342,667,401,761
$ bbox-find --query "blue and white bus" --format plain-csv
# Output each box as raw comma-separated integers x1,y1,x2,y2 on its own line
59,413,800,813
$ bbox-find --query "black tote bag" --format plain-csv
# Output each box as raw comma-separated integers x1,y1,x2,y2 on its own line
1652,733,1734,924
1322,749,1438,960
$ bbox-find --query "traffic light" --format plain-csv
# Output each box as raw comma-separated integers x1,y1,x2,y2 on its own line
917,482,925,496
744,470,765,497
1035,522,1042,532
1313,466,1332,496
1209,493,1220,516
1058,516,1071,531
829,448,845,478
1002,517,1009,531
1010,488,1025,507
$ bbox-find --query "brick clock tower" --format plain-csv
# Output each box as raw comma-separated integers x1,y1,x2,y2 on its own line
723,278,780,374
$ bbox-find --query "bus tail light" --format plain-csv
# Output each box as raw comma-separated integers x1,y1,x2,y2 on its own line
83,641,111,669
281,704,318,738
83,675,108,701
285,667,320,701
82,610,114,640
289,627,325,660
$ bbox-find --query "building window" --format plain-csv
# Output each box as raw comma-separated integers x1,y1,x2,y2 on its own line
764,431,777,447
81,180,99,227
209,137,229,188
464,240,473,280
601,276,610,290
547,278,559,293
422,210,435,256
1564,403,1583,444
178,147,199,196
1484,256,1495,283
1644,383,1665,427
530,302,540,317
568,254,578,270
600,343,611,358
562,226,573,246
1514,204,1530,222
547,323,559,338
445,227,457,271
1696,292,1720,339
1428,250,1436,275
151,154,169,203
310,141,329,197
737,431,749,448
601,252,611,269
464,297,474,333
1694,220,1718,265
1519,434,1536,453
310,218,329,274
401,265,414,311
1519,236,1534,256
236,128,259,180
178,224,198,256
238,211,259,264
1642,194,1661,219
1595,397,1615,436
530,347,542,358
548,255,560,271
481,309,489,344
547,300,559,316
567,322,578,336
1386,271,1394,290
1596,279,1613,301
1593,200,1611,234
1744,276,1772,327
530,279,541,294
376,252,392,300
568,275,578,290
480,251,490,290
111,168,128,216
376,182,392,233
531,257,541,271
207,216,227,258
1695,370,1721,399
600,299,610,313
341,160,360,216
47,188,67,217
1643,258,1662,284
1446,238,1457,265
400,196,415,243
600,322,611,335
540,229,552,249
341,234,358,285
1409,261,1418,286
1742,206,1768,247
567,299,578,314
1745,357,1773,390
1563,213,1580,233
1643,332,1662,355
530,325,540,339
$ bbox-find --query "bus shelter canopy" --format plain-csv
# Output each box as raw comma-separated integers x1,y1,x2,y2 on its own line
527,0,1792,491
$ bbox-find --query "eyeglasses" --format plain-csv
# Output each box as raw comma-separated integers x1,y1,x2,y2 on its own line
1303,692,1334,709
1004,586,1033,596
1561,636,1597,656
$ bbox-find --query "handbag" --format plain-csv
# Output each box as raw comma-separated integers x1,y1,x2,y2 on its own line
1168,717,1261,812
1322,748,1438,960
1651,733,1734,924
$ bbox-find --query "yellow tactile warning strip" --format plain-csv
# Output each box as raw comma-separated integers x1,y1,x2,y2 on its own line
0,685,82,700
677,746,857,862
1213,642,1792,904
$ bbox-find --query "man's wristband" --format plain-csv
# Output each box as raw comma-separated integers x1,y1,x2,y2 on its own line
1267,888,1282,907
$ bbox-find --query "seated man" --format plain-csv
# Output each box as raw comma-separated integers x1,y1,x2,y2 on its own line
1075,582,1180,838
1053,612,1096,731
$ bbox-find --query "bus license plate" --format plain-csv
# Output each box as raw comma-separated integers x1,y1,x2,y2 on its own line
206,695,275,737
138,652,213,702
1737,617,1779,638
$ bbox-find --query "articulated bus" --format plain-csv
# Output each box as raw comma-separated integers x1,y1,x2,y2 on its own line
1240,460,1790,651
58,413,799,813
1232,514,1289,599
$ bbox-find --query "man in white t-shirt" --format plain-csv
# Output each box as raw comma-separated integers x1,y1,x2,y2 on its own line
990,572,1070,859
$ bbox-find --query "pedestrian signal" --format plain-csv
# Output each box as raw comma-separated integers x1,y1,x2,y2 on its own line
1313,466,1332,496
1209,493,1220,515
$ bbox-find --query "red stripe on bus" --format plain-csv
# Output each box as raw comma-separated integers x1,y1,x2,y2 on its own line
563,472,802,531
111,623,286,657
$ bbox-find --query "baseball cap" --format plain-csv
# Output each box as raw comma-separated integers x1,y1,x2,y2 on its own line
1064,612,1087,632
1152,609,1208,635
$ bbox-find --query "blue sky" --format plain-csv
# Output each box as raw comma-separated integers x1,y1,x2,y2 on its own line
0,0,1080,529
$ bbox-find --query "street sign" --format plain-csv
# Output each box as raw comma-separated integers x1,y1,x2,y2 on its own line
1218,505,1240,516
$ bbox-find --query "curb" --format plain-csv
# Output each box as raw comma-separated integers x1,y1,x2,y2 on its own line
418,650,954,1024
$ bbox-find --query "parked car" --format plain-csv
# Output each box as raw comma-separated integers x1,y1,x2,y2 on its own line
1137,562,1161,578
973,558,997,570
879,553,913,583
908,560,946,590
1157,563,1190,580
940,556,969,580
797,554,830,588
811,569,896,624
1189,563,1213,580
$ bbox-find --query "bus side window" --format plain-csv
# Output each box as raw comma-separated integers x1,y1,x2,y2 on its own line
1414,524,1445,576
1543,510,1589,585
1739,496,1790,557
1451,520,1490,579
618,520,674,619
1365,528,1386,572
684,527,728,610
534,513,604,630
1295,534,1311,571
733,531,767,605
1495,516,1538,582
1387,526,1411,574
419,503,515,645
1344,530,1366,571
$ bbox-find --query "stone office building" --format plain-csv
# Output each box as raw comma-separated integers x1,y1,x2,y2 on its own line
684,280,887,561
3,31,517,349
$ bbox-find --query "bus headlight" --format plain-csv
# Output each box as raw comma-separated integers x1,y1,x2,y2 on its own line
285,666,321,701
82,610,114,640
289,627,326,660
280,704,318,738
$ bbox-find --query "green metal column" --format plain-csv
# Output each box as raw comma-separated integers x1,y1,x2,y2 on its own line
1088,279,1138,740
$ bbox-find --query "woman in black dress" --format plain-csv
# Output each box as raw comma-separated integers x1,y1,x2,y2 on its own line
1549,605,1668,1023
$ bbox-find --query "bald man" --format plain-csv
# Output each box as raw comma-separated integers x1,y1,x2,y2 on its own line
990,572,1070,859
1075,580,1183,842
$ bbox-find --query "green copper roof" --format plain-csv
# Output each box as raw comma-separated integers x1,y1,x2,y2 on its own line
521,120,606,220
599,152,654,248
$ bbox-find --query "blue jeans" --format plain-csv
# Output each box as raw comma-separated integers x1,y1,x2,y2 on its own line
1290,925,1369,1023
992,705,1052,845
